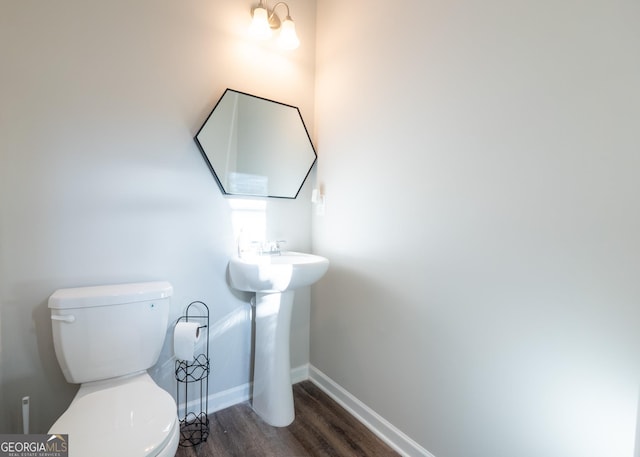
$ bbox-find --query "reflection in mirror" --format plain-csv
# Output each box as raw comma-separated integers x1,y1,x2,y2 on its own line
195,89,317,199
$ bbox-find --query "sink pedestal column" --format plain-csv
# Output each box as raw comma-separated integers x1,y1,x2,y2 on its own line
252,290,296,427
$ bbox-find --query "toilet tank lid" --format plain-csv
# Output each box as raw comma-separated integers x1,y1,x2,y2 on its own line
48,281,173,309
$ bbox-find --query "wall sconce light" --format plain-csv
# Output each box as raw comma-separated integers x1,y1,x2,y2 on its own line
249,1,300,50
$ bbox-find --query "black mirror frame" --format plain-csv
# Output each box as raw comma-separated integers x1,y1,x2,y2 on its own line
194,89,317,199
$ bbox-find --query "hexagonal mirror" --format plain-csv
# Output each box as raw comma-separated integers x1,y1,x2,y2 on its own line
195,89,317,199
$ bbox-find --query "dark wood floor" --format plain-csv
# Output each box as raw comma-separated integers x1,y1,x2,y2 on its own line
175,381,400,457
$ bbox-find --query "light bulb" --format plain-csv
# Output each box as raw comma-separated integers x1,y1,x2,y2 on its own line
249,7,272,41
277,16,300,50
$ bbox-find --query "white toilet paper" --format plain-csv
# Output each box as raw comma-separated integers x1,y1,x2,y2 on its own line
174,321,201,362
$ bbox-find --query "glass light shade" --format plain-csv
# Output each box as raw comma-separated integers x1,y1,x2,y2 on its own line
277,17,300,50
249,7,272,40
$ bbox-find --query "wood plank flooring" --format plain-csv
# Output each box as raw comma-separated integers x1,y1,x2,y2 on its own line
175,381,400,457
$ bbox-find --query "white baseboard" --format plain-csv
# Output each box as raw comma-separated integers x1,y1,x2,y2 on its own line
181,363,433,457
308,365,434,457
182,363,310,415
207,382,251,413
290,363,310,384
180,380,251,415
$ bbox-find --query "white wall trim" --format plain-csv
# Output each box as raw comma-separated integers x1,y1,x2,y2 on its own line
308,365,434,457
180,363,432,457
181,363,310,415
189,381,251,415
291,363,310,384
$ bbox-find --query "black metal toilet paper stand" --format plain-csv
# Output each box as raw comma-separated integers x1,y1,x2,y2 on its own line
175,301,210,447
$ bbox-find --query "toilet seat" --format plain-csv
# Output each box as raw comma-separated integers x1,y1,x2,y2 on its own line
49,372,179,457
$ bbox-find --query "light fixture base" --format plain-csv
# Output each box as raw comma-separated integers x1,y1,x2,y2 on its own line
251,6,281,29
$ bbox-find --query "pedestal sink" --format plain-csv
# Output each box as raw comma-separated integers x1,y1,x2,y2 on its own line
229,251,329,426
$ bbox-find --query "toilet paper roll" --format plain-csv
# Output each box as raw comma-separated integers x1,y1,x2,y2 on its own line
174,322,201,362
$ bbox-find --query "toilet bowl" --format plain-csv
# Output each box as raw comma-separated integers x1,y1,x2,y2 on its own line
47,282,179,457
49,373,179,457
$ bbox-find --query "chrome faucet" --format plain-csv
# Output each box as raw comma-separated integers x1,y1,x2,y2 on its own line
237,234,286,258
261,240,285,256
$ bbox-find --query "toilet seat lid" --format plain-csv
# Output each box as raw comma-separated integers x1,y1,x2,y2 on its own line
49,373,177,457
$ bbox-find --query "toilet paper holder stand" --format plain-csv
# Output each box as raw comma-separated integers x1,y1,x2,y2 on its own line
174,301,210,447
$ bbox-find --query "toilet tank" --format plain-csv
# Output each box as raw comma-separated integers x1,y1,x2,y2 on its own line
48,281,173,384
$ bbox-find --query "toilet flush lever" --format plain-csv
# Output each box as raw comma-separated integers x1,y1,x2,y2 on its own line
51,314,75,323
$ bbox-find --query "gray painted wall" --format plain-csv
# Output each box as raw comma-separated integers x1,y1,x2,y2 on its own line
0,0,317,433
313,0,640,456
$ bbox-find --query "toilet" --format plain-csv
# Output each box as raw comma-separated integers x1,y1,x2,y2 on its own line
47,281,180,457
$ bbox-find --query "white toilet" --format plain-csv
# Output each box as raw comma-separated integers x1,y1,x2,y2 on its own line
47,281,180,457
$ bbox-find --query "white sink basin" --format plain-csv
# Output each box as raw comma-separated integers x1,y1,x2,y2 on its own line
227,251,329,427
229,251,329,293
